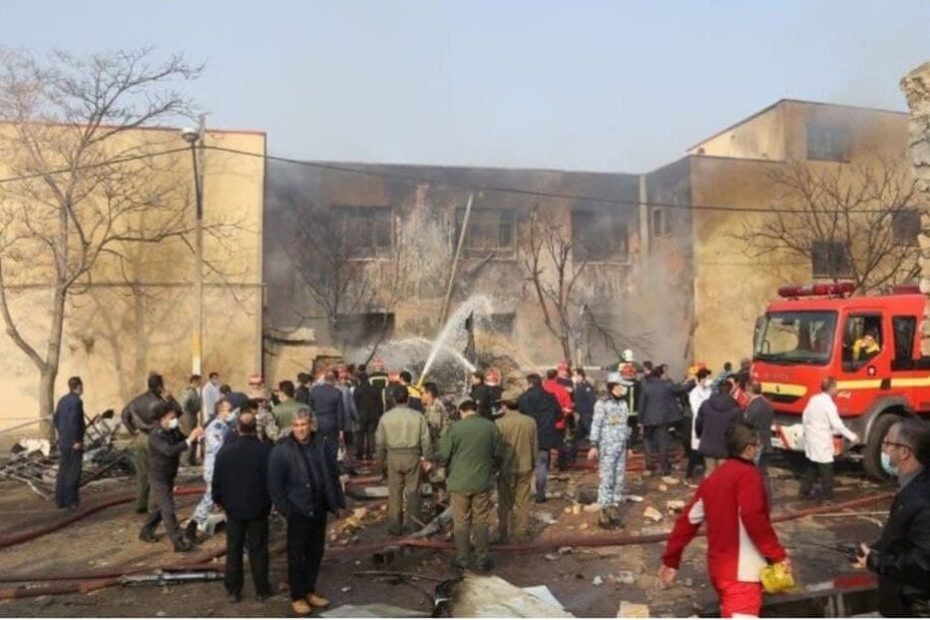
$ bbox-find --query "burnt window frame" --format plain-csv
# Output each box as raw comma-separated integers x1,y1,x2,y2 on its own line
811,240,852,279
891,209,922,246
454,207,516,259
571,208,630,264
806,122,850,162
651,206,670,238
336,206,394,259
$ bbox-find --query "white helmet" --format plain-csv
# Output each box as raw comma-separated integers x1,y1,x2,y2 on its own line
622,349,634,362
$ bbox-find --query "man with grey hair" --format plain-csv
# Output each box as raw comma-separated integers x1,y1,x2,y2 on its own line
800,376,859,500
268,408,345,615
855,418,930,616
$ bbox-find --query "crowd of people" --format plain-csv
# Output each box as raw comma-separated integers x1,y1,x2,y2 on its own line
47,352,930,617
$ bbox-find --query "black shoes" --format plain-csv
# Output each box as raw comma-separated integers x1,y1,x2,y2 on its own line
227,593,242,604
472,559,494,574
138,530,157,543
184,520,199,543
173,539,194,553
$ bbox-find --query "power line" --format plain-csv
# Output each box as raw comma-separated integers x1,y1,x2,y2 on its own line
0,146,190,186
205,144,914,216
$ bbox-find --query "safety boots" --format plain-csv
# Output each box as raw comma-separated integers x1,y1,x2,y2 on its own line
598,505,624,529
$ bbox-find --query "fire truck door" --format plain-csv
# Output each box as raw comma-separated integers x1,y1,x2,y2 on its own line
891,315,919,405
840,313,890,389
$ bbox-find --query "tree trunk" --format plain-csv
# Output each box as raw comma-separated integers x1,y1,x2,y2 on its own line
38,367,57,441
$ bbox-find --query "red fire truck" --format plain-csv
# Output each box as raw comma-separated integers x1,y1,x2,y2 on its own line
752,282,930,478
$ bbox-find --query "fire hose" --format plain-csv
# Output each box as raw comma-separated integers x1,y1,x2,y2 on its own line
0,489,893,600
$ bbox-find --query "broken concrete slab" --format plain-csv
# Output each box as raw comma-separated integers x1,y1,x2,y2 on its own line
321,603,428,617
617,600,651,617
449,574,573,617
643,506,663,522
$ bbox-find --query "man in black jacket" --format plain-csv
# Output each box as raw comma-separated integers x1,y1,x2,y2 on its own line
53,377,85,510
138,401,203,552
353,372,383,460
744,381,775,500
309,371,345,463
857,419,930,616
295,373,312,406
517,374,562,503
638,365,690,476
122,373,175,513
212,410,273,603
268,409,346,615
695,380,742,475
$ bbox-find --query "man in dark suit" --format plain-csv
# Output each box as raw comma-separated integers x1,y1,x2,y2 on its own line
212,409,273,603
53,377,86,510
639,364,691,476
309,370,345,463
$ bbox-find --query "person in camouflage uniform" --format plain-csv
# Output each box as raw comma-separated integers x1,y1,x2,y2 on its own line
588,373,631,529
247,387,279,445
186,397,235,540
422,382,451,503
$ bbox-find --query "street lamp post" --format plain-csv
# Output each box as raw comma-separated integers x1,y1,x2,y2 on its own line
181,116,205,384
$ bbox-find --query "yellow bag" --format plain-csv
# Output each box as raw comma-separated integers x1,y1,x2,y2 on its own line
760,561,795,594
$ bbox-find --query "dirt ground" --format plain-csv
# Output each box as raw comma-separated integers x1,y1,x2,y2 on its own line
0,453,893,618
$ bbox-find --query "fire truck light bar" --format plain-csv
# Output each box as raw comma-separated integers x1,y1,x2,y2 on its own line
777,283,856,298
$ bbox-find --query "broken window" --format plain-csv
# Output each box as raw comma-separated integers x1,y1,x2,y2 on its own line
455,208,515,258
811,240,852,279
806,122,849,162
651,206,670,238
486,312,515,335
892,209,921,246
334,312,394,347
337,206,393,258
571,209,629,262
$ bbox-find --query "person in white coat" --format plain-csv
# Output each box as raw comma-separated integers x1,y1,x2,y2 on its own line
686,368,713,482
800,376,859,500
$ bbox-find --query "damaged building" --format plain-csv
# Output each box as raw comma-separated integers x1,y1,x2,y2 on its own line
264,99,916,379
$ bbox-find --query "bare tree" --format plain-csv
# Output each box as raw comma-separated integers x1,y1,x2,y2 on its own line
280,201,377,347
0,48,202,438
737,158,922,291
520,207,589,362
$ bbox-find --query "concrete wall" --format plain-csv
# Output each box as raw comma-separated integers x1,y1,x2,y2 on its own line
0,126,265,431
689,103,786,161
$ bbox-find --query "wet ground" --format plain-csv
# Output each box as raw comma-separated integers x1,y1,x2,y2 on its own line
0,453,894,617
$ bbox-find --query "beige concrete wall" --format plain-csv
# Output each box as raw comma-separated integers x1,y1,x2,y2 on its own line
689,103,786,161
0,126,265,432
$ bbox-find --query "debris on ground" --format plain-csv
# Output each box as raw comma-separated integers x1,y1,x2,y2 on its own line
592,575,604,586
583,503,601,512
616,570,636,585
643,506,663,522
657,484,668,492
448,574,573,617
617,600,651,617
321,603,428,617
666,500,686,513
533,511,557,525
661,476,680,486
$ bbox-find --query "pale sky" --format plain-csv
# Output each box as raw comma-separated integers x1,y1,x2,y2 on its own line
2,0,930,172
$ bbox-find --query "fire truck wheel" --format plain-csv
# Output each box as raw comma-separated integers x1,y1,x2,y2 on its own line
863,412,903,480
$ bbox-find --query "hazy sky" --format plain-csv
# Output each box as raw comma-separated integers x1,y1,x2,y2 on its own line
2,0,930,172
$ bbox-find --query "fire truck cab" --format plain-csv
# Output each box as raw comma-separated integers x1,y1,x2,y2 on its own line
752,282,930,479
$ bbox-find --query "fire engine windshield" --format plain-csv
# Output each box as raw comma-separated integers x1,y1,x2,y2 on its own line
754,311,837,365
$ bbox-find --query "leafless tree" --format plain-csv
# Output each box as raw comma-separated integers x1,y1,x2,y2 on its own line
0,47,203,438
281,202,372,338
737,158,922,292
520,207,589,362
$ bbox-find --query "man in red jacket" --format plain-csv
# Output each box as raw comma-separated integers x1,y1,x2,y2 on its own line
659,421,789,617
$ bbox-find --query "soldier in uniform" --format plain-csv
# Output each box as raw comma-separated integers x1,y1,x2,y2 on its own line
186,397,235,541
588,372,631,529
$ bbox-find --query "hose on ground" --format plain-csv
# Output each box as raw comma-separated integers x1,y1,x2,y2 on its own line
0,490,893,600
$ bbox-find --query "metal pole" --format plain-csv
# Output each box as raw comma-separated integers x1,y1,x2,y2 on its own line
439,192,474,326
191,115,205,383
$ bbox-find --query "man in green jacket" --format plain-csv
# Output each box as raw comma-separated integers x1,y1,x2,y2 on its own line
375,385,431,536
438,398,503,572
495,390,537,543
272,380,309,438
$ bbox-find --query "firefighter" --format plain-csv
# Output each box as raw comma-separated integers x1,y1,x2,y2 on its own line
853,329,881,361
588,373,631,529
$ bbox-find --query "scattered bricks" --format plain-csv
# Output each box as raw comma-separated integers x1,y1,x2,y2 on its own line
618,601,651,617
643,506,663,522
657,484,668,493
666,500,686,513
661,476,680,486
558,546,573,555
583,503,601,512
572,504,582,515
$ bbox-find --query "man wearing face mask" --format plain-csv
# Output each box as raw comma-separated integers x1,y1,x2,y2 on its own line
855,419,930,616
588,373,632,529
139,401,204,552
